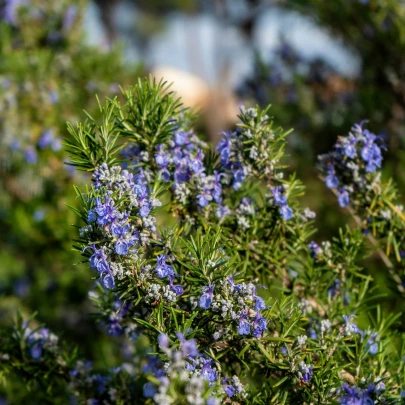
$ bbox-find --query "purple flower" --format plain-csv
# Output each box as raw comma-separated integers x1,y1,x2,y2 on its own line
201,359,218,382
155,145,170,167
255,296,266,311
343,135,358,158
271,186,293,220
272,186,287,205
88,210,96,223
216,205,231,219
338,187,350,207
343,315,361,335
223,382,236,397
95,196,118,225
143,382,157,398
63,5,77,31
29,343,43,360
327,279,341,297
24,146,37,164
232,167,245,190
252,315,267,338
106,321,122,337
37,129,54,149
176,332,199,357
298,362,313,383
280,204,293,220
325,165,339,188
366,332,378,355
169,275,183,296
196,191,212,207
361,130,383,173
139,201,151,217
308,241,321,259
155,255,175,278
338,383,375,405
199,284,215,309
174,131,189,146
238,313,251,335
89,245,114,288
158,333,170,349
217,132,231,166
3,0,26,25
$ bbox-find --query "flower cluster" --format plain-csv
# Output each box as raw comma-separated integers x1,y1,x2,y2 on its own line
70,359,138,404
23,324,58,360
155,130,227,216
270,185,293,220
143,333,247,404
216,106,287,186
338,383,378,405
198,277,267,339
143,255,184,304
83,164,160,288
318,122,384,208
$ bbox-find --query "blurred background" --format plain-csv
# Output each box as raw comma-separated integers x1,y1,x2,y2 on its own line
1,0,405,402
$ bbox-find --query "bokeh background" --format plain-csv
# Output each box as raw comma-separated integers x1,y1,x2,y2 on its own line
1,0,405,402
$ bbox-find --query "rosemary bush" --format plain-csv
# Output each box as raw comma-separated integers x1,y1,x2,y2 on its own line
2,77,404,404
0,0,141,347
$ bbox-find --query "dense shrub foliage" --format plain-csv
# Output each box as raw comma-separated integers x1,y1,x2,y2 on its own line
2,78,404,404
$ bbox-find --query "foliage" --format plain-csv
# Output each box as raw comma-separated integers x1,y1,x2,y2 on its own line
3,78,405,404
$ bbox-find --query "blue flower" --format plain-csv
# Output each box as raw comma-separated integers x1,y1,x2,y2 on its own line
217,132,231,166
343,134,358,158
325,165,339,188
252,315,267,338
365,332,378,355
3,0,26,25
63,5,77,31
272,186,287,205
197,192,212,208
106,321,122,337
298,362,313,383
201,359,218,382
238,313,251,335
232,166,245,190
95,196,118,226
139,201,151,217
280,204,293,220
30,343,43,360
327,279,341,297
88,210,96,223
143,382,157,398
176,332,199,357
155,255,175,278
308,241,321,259
338,187,350,207
216,205,231,219
37,129,54,149
155,146,170,167
223,384,235,397
174,131,190,146
255,296,266,311
271,186,293,220
343,315,361,335
24,146,37,164
199,284,215,309
169,275,184,296
158,333,170,349
89,245,114,288
338,383,375,405
361,130,383,173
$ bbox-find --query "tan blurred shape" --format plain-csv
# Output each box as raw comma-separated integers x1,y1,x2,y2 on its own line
151,66,238,141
